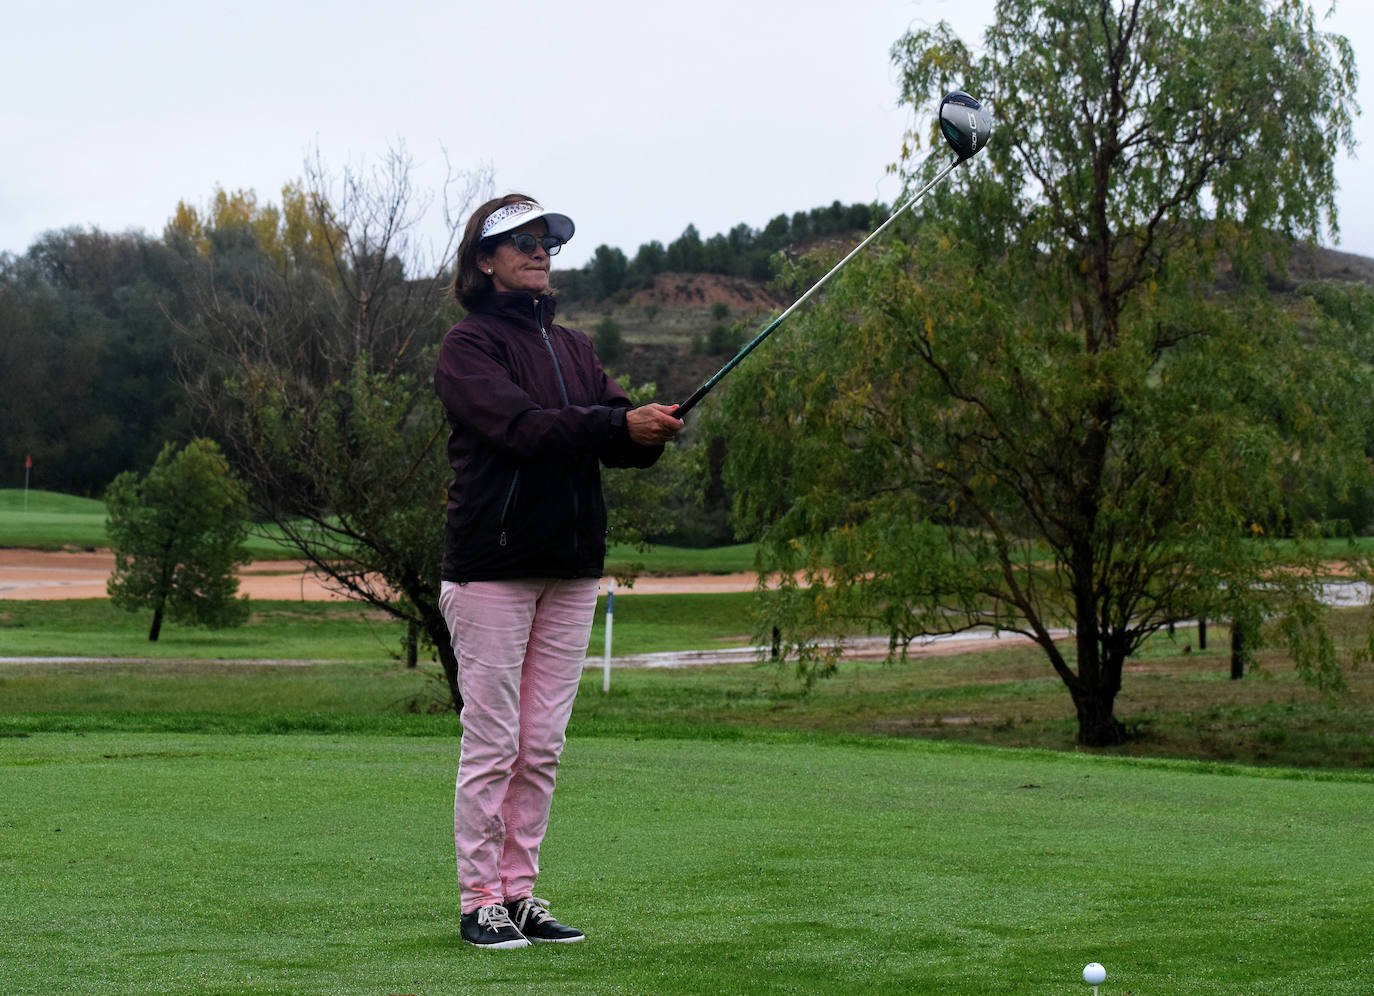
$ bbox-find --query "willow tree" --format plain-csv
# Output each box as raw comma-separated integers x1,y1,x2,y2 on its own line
716,0,1371,745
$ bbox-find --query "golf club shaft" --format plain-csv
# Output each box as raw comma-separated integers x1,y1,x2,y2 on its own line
675,155,963,417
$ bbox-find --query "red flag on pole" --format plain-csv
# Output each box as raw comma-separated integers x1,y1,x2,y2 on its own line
26,454,32,468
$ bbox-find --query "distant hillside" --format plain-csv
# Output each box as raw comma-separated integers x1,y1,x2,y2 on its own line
555,272,791,403
558,272,786,342
551,237,1374,404
1283,243,1374,286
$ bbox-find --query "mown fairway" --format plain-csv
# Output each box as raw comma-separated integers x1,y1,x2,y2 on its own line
0,490,110,550
4,497,1374,992
3,731,1372,995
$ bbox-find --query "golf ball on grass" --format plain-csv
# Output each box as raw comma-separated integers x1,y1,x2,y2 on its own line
1083,962,1107,985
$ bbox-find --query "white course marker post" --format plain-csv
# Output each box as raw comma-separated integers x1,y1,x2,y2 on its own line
602,578,614,693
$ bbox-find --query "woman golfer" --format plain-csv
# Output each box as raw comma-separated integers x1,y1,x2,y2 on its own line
435,194,683,949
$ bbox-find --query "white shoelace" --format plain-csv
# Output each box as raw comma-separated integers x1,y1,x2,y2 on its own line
511,896,553,929
477,905,519,930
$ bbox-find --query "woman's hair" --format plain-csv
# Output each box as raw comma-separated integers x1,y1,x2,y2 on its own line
452,192,540,310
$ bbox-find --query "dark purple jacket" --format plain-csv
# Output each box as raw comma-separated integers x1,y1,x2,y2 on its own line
434,291,663,582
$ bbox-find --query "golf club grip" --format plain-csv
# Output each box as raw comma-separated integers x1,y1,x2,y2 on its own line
676,384,710,418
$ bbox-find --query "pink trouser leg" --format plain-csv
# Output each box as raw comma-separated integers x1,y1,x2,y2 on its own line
440,577,598,914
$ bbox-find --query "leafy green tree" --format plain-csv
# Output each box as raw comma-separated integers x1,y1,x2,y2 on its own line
726,223,755,258
175,149,479,708
630,240,667,281
716,0,1371,746
666,224,706,272
176,151,684,711
105,439,251,641
1289,279,1374,527
588,244,629,298
702,233,734,275
595,316,625,363
706,322,742,355
760,214,791,248
0,229,190,495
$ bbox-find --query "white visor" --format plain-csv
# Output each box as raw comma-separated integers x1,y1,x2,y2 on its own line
480,200,575,243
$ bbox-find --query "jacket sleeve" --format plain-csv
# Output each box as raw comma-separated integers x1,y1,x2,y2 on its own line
435,324,663,468
580,332,667,469
601,394,666,470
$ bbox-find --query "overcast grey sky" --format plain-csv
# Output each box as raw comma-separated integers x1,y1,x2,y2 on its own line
2,0,1370,271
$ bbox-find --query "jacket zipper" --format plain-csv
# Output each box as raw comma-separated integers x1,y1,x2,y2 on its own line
537,301,571,406
498,303,578,556
498,470,520,547
572,493,580,559
537,302,577,558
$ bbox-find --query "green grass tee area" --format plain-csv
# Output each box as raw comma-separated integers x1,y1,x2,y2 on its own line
3,732,1372,995
4,492,1374,991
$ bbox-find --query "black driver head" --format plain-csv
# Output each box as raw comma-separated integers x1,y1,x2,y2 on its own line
939,91,991,161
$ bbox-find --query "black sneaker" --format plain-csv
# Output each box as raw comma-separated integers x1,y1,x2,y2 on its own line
460,904,529,950
505,896,585,943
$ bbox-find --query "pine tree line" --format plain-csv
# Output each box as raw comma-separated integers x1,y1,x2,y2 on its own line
556,200,884,302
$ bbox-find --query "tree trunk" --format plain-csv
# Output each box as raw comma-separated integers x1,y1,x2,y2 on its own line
1073,688,1126,746
1230,621,1245,680
148,605,164,642
1198,617,1207,650
405,620,418,669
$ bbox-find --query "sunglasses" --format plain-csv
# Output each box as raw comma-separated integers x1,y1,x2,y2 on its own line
490,233,564,257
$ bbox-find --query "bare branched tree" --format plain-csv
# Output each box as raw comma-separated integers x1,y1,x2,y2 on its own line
175,146,491,710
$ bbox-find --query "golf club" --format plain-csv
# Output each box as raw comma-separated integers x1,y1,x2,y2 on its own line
674,90,991,418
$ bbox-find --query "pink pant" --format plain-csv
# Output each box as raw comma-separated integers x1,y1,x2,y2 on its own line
439,577,599,914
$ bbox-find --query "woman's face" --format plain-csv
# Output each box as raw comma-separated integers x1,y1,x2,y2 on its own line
480,219,552,297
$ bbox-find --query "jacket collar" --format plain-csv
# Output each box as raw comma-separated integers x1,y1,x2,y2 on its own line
473,290,557,328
